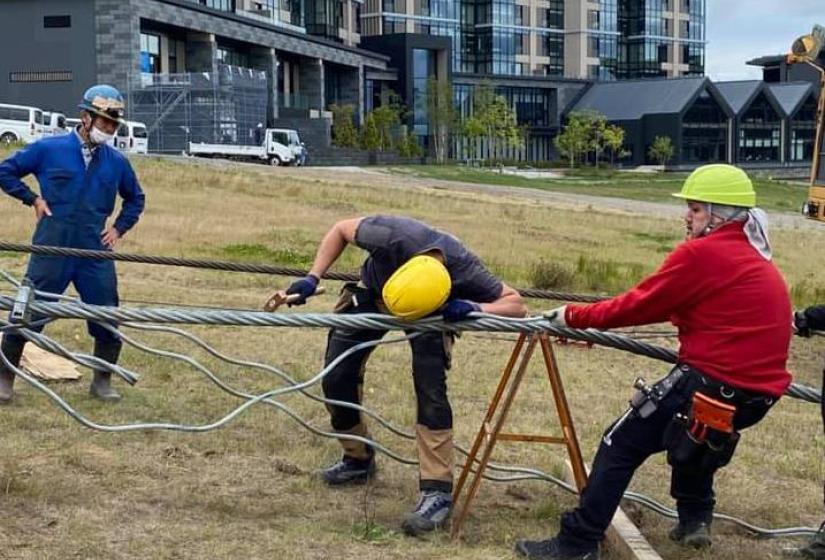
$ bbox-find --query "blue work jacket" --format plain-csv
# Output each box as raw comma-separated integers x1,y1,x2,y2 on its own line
0,133,145,250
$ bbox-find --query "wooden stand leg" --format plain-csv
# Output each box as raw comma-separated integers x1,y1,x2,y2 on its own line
451,332,588,540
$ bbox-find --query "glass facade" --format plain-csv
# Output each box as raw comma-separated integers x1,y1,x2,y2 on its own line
738,94,780,162
618,0,705,78
789,95,817,162
305,0,343,39
140,32,161,74
412,48,437,138
454,82,556,160
681,89,727,163
467,0,564,76
587,0,619,80
217,45,251,67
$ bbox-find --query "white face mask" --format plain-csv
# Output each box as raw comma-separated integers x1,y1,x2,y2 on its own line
89,126,114,145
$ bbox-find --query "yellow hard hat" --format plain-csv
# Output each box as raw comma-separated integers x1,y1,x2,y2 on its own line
672,164,756,208
382,255,451,321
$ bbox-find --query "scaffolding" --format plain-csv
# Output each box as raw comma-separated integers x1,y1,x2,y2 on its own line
125,65,269,154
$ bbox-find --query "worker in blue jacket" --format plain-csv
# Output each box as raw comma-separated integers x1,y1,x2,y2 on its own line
0,85,145,404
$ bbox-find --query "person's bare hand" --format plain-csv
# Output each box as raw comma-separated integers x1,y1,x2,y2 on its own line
101,226,121,249
33,197,52,221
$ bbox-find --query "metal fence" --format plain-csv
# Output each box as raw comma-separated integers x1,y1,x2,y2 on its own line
124,65,269,154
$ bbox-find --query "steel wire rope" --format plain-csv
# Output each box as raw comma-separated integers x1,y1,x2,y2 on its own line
0,293,819,404
0,275,819,537
0,241,608,303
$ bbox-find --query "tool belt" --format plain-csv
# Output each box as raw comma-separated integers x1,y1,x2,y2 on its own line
661,364,770,471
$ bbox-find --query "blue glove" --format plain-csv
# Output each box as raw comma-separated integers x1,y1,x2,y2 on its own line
285,274,319,306
443,299,480,322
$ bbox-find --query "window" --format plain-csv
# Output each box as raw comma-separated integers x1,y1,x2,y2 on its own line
43,15,71,28
133,126,148,139
272,131,289,145
658,43,669,63
140,32,161,74
587,10,600,30
0,108,29,122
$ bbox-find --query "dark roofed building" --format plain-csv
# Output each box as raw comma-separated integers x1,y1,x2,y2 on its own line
568,76,732,166
747,53,825,87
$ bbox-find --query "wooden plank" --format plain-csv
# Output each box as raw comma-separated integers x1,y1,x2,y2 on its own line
0,334,82,381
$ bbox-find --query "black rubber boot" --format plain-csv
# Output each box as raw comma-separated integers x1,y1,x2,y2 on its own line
89,340,122,402
0,337,25,405
669,521,712,549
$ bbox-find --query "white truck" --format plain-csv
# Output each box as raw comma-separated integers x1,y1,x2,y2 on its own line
188,128,301,166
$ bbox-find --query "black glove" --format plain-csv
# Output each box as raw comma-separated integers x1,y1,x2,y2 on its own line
793,310,812,338
285,274,319,306
443,299,480,322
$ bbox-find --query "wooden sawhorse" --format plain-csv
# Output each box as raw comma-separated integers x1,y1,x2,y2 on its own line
451,331,589,539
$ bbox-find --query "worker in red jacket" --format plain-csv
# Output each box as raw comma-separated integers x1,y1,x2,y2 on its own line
515,164,792,560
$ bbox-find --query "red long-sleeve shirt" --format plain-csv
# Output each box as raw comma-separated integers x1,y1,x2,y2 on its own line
566,222,792,397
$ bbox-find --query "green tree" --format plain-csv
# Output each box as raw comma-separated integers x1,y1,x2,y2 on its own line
426,77,457,164
330,104,358,148
360,113,380,151
368,90,407,151
462,82,523,164
398,131,422,158
648,135,675,167
603,124,626,166
554,112,591,167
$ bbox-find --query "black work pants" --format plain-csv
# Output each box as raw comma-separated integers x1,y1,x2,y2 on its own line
558,364,775,553
321,284,454,492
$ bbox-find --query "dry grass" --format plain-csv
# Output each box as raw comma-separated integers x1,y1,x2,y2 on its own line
0,153,822,559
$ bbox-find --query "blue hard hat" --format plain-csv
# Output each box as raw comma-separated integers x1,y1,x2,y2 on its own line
78,84,125,123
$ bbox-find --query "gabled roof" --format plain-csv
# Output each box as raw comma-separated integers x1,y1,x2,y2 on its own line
713,80,763,114
569,76,709,121
766,82,815,117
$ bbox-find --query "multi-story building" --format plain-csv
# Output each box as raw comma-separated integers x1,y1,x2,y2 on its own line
616,0,705,79
0,0,707,162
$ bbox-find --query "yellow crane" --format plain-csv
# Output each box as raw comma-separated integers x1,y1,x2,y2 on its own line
788,25,825,220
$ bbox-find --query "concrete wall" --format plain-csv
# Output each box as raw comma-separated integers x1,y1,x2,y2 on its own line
0,0,98,116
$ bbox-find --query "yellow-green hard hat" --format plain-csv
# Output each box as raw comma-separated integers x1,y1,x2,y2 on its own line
382,254,451,321
672,164,756,208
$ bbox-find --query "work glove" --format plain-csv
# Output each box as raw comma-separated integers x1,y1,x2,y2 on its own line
285,274,319,306
443,299,480,322
793,310,811,338
543,305,567,328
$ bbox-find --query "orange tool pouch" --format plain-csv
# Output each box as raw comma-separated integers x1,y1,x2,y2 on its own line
688,392,737,440
664,392,740,470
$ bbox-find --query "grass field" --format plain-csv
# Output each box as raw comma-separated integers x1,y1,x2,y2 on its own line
0,152,823,559
388,165,809,215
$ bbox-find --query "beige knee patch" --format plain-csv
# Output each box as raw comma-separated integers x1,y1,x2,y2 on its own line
416,424,454,482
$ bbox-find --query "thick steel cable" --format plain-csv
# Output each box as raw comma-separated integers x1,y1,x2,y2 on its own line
0,294,818,404
0,277,818,537
0,241,607,303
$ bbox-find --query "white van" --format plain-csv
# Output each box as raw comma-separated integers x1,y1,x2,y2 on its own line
0,103,45,145
113,120,148,154
43,111,69,136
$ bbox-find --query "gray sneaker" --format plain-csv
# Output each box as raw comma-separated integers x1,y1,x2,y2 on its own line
401,491,452,536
